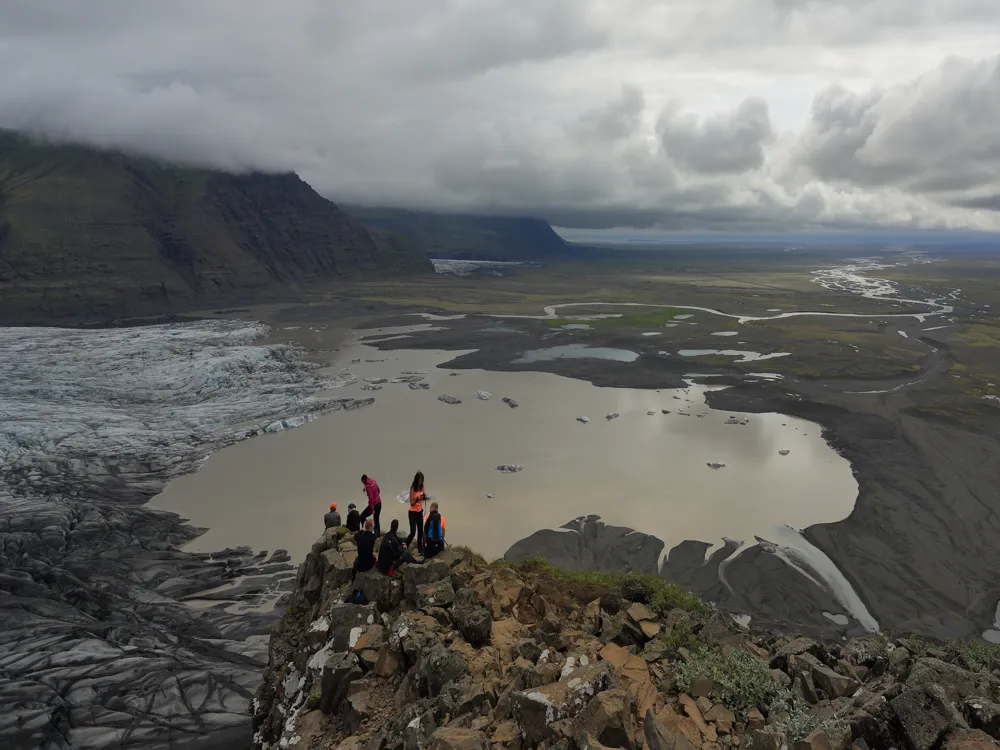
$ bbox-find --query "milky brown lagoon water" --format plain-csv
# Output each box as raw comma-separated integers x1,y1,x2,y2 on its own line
150,334,858,563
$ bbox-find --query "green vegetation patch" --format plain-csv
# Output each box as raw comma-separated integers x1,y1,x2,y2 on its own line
659,622,699,654
497,557,705,615
948,638,1000,672
676,645,784,715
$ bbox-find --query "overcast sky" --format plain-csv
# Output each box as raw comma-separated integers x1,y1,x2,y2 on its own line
1,1,999,231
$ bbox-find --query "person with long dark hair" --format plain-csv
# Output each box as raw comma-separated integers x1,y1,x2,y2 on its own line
406,471,426,553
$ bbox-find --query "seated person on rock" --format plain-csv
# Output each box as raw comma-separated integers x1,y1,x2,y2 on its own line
377,519,422,575
345,503,361,533
352,517,377,581
324,502,341,529
423,502,446,558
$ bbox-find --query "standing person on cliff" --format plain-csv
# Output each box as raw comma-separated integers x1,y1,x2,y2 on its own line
405,471,426,554
360,474,382,537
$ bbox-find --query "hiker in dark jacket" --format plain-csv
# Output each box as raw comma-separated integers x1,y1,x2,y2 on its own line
352,518,377,581
377,519,421,574
324,502,341,529
345,503,361,533
423,502,446,559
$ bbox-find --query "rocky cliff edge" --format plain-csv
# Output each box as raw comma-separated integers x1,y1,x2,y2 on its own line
253,529,1000,750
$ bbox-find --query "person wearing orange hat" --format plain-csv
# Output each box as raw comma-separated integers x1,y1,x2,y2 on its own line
324,502,342,529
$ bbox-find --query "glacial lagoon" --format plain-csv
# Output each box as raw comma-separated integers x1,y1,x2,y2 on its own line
152,333,858,564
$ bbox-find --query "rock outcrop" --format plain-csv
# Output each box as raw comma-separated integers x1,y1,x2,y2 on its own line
254,533,1000,750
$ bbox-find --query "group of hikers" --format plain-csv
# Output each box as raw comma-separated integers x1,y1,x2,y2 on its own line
323,471,447,580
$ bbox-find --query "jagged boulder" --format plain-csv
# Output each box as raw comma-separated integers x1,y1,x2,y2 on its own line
771,637,824,671
599,642,658,718
357,569,402,612
343,679,374,734
392,612,444,669
643,708,699,750
320,545,354,590
417,578,456,609
403,559,452,601
319,651,363,714
942,729,1000,749
455,605,493,647
812,663,859,699
428,727,489,750
908,658,984,702
890,646,913,675
469,567,527,619
418,642,470,697
512,661,618,743
967,697,1000,739
403,709,437,750
572,689,638,749
892,684,971,750
326,602,378,651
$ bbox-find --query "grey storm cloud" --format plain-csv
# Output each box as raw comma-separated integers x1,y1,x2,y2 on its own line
0,0,999,231
798,57,1000,194
659,98,773,174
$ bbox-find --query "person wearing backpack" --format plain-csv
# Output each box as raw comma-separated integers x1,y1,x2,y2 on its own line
423,502,446,558
405,471,426,553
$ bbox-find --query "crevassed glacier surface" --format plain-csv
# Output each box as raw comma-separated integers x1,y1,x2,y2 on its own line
0,320,368,750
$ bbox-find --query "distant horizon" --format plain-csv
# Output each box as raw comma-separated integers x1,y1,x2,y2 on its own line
555,227,1000,248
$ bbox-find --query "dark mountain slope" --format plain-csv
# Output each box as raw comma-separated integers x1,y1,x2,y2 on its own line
345,205,570,261
0,133,431,323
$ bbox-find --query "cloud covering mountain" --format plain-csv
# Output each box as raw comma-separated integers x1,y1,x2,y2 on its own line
1,0,998,231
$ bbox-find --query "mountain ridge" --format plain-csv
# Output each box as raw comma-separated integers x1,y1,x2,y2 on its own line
345,205,570,261
0,132,432,324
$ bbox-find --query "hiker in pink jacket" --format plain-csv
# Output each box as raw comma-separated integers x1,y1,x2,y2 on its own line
360,474,382,537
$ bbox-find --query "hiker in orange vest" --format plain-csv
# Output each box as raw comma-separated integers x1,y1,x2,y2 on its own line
405,471,426,554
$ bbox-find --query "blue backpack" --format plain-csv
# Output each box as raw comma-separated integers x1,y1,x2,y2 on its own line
427,515,443,542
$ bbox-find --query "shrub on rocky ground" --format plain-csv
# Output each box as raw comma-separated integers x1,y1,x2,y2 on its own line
949,638,1000,672
676,645,784,716
449,545,487,566
499,557,705,615
659,622,698,654
768,692,816,741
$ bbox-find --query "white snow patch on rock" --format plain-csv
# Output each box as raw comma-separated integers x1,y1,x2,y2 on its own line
308,617,330,633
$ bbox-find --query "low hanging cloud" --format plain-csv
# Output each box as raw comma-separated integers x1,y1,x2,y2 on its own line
0,1,998,231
